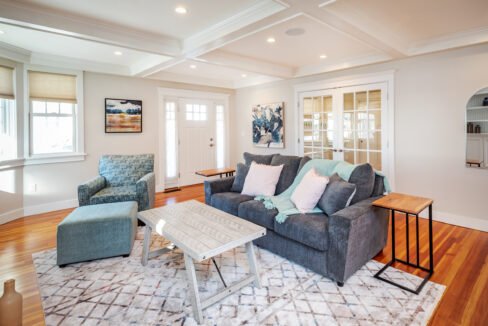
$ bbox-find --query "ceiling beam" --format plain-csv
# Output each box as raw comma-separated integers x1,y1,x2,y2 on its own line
0,0,181,56
197,50,294,79
137,3,300,77
285,0,407,59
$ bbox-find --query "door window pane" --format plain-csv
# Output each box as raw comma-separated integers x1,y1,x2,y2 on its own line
165,102,177,178
322,96,332,113
355,91,367,110
369,90,381,110
369,131,382,150
357,151,368,164
303,98,313,114
368,110,381,130
343,130,354,149
216,105,225,169
370,151,382,170
344,150,354,164
344,93,354,111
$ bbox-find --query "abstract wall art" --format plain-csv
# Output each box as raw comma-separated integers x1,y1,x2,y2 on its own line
252,102,284,148
105,98,142,133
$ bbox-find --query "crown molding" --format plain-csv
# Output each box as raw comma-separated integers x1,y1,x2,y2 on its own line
408,27,488,56
0,40,30,62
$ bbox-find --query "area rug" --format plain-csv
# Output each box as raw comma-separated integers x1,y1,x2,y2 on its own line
33,228,445,325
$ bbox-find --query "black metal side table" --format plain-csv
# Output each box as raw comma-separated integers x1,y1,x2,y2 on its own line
372,192,434,294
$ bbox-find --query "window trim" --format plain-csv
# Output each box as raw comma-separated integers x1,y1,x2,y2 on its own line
24,65,85,165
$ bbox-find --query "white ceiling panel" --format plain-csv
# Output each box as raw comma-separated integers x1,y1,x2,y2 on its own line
0,23,171,72
220,14,382,69
325,0,488,52
17,0,283,39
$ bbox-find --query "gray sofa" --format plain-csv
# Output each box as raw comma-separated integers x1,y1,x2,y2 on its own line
204,153,389,285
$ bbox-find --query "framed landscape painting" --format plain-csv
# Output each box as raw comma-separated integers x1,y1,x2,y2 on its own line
105,98,142,133
252,102,284,148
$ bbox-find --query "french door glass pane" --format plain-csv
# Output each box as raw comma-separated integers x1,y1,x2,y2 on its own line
355,91,367,110
322,150,333,159
344,93,354,111
303,98,313,114
340,88,383,171
323,96,332,112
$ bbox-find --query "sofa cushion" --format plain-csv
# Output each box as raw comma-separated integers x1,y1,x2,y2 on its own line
243,152,275,165
242,162,284,196
238,200,278,230
291,168,329,213
270,154,302,194
210,192,254,216
90,185,138,205
371,174,385,197
318,174,356,216
298,156,311,173
274,213,329,251
231,163,250,193
348,163,375,204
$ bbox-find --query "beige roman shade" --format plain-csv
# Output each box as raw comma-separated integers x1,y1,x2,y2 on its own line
29,71,77,103
0,66,14,99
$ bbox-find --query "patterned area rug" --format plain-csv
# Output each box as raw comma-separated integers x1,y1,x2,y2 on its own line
33,228,445,325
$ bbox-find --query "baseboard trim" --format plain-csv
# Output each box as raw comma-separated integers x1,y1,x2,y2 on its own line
0,208,24,225
23,198,78,217
419,209,488,232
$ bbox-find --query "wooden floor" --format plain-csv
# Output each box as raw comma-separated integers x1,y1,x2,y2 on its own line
0,184,486,325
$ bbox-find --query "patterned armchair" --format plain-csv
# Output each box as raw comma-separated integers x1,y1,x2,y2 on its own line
78,154,155,211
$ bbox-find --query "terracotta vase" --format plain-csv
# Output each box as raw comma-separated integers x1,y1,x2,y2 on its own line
0,279,23,326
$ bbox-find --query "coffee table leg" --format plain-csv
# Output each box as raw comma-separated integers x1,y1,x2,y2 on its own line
184,253,203,323
142,225,152,266
245,242,261,288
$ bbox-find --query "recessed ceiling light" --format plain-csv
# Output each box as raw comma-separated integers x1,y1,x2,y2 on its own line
190,64,196,69
114,51,123,56
241,74,247,78
175,6,187,14
319,54,327,59
0,30,4,35
285,28,305,36
267,37,276,43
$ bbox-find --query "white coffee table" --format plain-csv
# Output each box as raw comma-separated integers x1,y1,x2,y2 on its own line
137,200,266,323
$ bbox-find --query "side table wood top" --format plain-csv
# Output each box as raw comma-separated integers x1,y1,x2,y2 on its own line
372,192,433,215
195,168,236,177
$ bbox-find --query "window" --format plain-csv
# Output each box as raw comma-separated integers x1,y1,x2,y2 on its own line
185,104,207,121
29,71,78,156
216,105,225,168
0,66,16,161
165,101,177,179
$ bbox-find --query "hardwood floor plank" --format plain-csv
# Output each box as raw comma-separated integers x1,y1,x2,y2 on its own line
0,184,486,325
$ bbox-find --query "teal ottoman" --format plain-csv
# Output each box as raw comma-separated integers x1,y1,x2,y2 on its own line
57,201,138,266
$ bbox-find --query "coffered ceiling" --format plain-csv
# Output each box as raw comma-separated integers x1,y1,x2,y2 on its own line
0,0,487,89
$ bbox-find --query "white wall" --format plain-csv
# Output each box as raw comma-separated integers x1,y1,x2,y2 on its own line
232,43,488,231
1,71,233,221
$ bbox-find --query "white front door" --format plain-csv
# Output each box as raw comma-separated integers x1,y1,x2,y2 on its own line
178,98,216,186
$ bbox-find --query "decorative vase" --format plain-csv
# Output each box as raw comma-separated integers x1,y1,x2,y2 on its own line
483,97,488,106
0,279,23,326
467,122,474,133
475,125,481,133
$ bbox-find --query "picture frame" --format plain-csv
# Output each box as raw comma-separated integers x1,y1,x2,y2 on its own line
252,102,284,148
105,98,142,133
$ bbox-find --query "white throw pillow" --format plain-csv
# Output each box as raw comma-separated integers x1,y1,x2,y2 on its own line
291,168,330,213
241,162,284,196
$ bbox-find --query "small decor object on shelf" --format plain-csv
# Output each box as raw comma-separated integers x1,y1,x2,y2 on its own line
105,98,142,133
483,97,488,106
0,279,23,326
475,125,481,133
252,102,284,148
467,122,474,133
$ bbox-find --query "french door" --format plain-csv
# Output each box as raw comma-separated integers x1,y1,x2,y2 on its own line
299,82,388,173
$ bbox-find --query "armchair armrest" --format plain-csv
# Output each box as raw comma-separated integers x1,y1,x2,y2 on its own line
136,172,155,211
78,176,106,206
204,176,235,205
327,196,389,283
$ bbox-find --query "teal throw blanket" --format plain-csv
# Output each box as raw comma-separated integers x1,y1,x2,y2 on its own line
255,159,390,223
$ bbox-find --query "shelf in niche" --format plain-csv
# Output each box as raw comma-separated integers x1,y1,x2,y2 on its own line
467,106,488,110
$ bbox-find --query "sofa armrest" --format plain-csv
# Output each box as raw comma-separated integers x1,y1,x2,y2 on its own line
136,172,155,211
78,176,106,206
204,176,235,204
327,196,389,283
